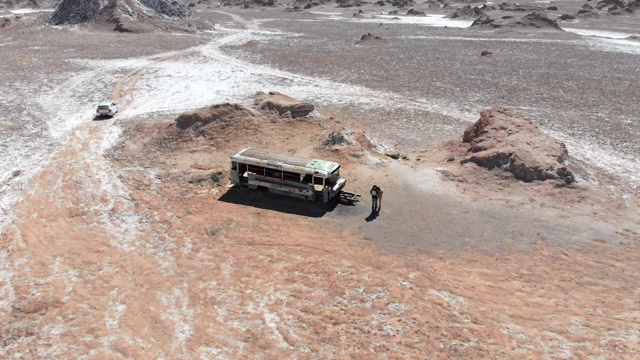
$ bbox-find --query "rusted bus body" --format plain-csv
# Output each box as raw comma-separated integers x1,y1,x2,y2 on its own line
230,148,347,203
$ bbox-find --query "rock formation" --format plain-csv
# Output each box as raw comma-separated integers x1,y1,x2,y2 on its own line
471,11,563,31
498,2,545,11
406,8,426,16
460,108,575,184
450,5,488,19
50,0,192,31
355,32,383,45
337,0,361,7
254,91,314,118
175,103,254,131
222,0,279,7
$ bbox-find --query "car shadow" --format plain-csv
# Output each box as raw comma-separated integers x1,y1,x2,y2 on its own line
93,115,112,121
218,186,341,218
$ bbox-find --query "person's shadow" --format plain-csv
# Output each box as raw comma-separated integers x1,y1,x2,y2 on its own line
365,207,379,222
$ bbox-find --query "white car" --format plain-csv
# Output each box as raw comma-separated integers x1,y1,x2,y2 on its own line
96,101,118,117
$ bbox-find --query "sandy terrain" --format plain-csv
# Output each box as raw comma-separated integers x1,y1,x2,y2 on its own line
1,2,640,359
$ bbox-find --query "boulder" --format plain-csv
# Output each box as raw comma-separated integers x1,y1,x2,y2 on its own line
460,108,575,184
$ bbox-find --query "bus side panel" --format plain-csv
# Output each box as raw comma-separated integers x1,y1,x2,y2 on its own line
247,173,316,201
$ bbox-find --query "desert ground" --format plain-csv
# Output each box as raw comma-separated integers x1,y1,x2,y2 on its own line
1,0,640,358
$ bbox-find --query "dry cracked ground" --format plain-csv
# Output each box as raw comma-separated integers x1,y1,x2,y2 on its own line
2,4,640,360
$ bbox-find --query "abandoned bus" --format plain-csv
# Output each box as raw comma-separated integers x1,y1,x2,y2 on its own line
230,148,347,203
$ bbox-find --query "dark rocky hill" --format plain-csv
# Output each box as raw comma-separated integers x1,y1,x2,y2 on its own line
50,0,192,31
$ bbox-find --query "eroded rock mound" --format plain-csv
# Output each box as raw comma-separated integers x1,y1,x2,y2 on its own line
254,91,314,118
50,0,192,30
471,11,563,31
450,5,488,19
460,108,575,184
175,103,253,131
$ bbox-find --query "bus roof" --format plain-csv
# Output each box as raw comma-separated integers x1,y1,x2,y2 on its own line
231,148,340,177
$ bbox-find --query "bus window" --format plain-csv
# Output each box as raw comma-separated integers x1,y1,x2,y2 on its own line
313,176,324,186
231,161,238,170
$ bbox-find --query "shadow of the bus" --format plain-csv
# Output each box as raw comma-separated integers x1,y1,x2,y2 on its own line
218,186,340,218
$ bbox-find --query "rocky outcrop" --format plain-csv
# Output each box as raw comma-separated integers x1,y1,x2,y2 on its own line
292,0,327,8
460,108,575,184
50,0,192,29
222,0,279,6
355,32,383,44
406,8,426,15
254,91,314,118
51,0,105,25
558,13,576,20
176,103,253,131
498,2,544,11
576,8,599,17
425,0,446,8
390,0,414,8
450,5,488,19
581,0,638,15
471,11,563,31
509,11,563,29
337,0,361,7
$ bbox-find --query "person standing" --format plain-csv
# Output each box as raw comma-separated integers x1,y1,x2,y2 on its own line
370,185,381,212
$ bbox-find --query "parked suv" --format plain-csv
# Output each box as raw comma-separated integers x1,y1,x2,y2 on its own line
96,101,118,117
